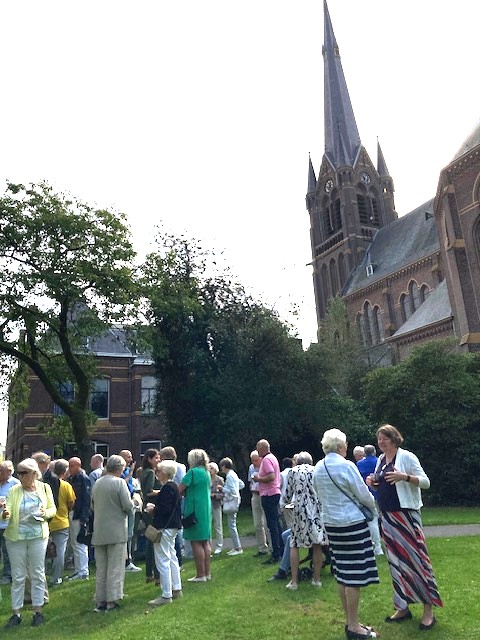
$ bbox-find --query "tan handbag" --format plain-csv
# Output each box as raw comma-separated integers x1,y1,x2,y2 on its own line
145,524,162,543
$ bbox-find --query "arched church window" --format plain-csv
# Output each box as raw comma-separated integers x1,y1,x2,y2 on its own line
334,199,342,230
372,306,384,344
323,208,334,238
363,302,372,346
474,216,480,265
321,264,330,301
371,197,380,226
400,293,412,323
409,280,421,312
338,253,346,289
356,313,367,347
420,284,430,304
329,259,338,296
358,194,369,225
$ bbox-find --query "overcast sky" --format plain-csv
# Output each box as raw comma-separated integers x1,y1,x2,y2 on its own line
1,0,479,442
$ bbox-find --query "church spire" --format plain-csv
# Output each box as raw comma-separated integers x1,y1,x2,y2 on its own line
307,153,317,193
377,139,390,177
323,0,361,169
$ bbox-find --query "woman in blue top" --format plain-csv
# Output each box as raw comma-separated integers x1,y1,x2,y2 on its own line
179,449,212,582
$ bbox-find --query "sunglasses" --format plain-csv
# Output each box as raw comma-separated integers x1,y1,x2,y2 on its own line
17,470,32,475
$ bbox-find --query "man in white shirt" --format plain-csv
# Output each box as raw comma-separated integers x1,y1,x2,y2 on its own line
0,461,20,584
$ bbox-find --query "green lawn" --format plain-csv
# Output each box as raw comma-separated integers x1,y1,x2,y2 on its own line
0,536,478,639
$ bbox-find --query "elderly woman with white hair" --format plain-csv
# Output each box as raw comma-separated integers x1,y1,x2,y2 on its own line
2,458,56,628
283,451,327,590
91,454,133,612
145,460,183,606
313,429,379,640
178,449,212,582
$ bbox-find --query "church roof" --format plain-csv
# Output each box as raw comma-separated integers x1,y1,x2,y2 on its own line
452,119,480,161
389,279,452,339
343,199,439,295
323,0,361,169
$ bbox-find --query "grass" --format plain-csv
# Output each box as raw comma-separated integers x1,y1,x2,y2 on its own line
0,536,478,640
1,508,478,639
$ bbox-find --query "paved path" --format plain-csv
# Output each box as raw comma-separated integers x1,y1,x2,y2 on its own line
235,524,480,549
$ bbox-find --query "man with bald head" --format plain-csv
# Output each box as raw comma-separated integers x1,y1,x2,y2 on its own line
252,439,284,563
67,457,91,580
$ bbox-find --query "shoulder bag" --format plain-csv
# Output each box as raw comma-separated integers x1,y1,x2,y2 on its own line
182,468,199,529
324,461,374,522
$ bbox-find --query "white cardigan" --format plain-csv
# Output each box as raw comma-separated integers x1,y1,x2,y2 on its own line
375,447,430,510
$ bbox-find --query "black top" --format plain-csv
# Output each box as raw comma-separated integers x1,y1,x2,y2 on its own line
375,455,402,512
152,481,182,530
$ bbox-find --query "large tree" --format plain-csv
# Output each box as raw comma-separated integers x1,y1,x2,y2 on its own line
0,182,136,461
363,339,480,505
141,232,329,472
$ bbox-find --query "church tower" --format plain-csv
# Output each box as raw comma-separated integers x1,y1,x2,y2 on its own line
307,1,397,322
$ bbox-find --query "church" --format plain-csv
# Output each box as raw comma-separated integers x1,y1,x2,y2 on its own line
307,1,480,363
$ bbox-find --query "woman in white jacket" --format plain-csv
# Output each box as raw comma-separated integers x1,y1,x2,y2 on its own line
367,424,443,631
219,458,244,556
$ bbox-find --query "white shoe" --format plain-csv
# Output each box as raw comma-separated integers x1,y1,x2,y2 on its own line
228,549,243,556
125,562,142,572
285,581,298,590
70,573,89,580
187,576,207,582
311,579,322,587
148,597,172,606
206,574,211,580
374,547,384,556
214,548,223,554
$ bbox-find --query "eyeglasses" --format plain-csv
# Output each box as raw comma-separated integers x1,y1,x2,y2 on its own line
17,470,32,475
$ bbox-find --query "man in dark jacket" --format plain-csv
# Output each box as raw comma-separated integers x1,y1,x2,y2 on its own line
67,457,91,580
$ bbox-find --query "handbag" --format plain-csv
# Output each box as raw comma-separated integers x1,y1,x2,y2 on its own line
324,461,375,522
145,524,163,543
46,537,57,559
182,511,198,529
222,495,240,514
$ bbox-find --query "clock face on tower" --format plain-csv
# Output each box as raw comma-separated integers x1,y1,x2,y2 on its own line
360,172,371,185
324,179,334,193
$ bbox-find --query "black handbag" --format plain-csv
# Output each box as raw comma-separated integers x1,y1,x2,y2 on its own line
181,511,198,529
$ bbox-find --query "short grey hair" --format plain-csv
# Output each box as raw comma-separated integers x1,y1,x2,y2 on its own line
54,459,69,476
106,454,126,474
296,451,313,465
353,446,365,457
321,428,347,455
187,449,209,469
209,462,219,473
0,460,14,473
364,444,376,456
17,458,42,480
157,460,177,480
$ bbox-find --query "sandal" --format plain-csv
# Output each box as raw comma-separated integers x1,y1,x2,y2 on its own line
385,609,412,623
345,629,377,639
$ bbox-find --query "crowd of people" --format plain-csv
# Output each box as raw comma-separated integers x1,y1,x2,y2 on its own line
0,425,443,637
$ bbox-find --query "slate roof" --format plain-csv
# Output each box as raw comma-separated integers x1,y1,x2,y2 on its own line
89,326,152,363
389,279,452,339
343,199,439,295
452,119,480,161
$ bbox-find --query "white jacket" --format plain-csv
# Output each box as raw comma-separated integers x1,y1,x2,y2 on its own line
375,447,430,510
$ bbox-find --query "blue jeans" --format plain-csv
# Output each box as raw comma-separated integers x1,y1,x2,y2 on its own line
226,512,241,549
261,494,284,559
0,528,11,578
279,529,292,573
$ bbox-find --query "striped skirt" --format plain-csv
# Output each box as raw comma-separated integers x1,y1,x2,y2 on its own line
380,510,443,609
325,520,379,588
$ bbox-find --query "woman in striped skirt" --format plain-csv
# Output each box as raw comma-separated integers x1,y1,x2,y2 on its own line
367,424,442,631
313,429,379,640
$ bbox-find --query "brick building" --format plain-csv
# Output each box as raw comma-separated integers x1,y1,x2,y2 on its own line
6,327,166,464
307,1,480,362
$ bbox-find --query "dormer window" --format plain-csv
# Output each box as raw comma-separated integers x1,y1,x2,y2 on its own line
366,264,374,277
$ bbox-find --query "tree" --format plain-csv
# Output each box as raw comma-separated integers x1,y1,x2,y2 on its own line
0,182,137,462
313,295,367,398
141,231,330,472
363,340,480,505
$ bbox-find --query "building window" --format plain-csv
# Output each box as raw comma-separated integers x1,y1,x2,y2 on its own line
54,381,74,416
321,263,330,301
420,284,430,303
90,378,109,419
338,253,346,289
356,313,367,347
93,441,109,458
329,259,338,296
400,293,412,323
372,306,384,344
364,302,373,346
409,280,421,312
141,376,158,415
140,441,161,457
